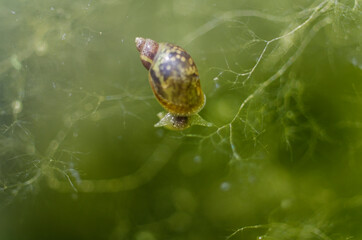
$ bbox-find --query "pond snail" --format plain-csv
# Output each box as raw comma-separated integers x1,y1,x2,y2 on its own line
135,37,212,130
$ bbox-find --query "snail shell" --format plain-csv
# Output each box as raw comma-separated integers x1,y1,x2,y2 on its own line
135,37,205,116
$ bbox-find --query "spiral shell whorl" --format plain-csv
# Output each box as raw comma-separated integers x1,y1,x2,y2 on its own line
135,37,159,70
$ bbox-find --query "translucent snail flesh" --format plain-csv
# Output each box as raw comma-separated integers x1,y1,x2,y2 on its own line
135,37,212,130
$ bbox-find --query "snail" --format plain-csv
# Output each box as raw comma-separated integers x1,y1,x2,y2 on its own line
135,37,212,130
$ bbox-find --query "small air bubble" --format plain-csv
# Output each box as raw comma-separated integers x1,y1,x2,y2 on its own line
52,82,56,88
11,10,16,14
220,182,231,191
193,155,202,163
213,77,219,81
50,7,55,11
68,93,72,97
12,100,22,114
286,111,294,119
61,33,66,40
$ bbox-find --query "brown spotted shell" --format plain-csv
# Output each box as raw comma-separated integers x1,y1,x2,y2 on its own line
136,37,205,116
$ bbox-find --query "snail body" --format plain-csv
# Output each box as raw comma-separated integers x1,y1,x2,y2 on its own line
135,37,211,130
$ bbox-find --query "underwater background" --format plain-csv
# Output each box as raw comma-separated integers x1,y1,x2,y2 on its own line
0,0,361,239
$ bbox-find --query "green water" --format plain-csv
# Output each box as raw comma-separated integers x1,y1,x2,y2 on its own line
0,0,361,239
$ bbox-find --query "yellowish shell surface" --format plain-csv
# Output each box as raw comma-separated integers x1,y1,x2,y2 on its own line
148,43,205,116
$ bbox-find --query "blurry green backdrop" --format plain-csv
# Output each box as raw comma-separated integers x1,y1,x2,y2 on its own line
0,0,361,239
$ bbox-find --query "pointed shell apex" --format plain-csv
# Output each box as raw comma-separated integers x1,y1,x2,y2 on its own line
135,37,145,52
